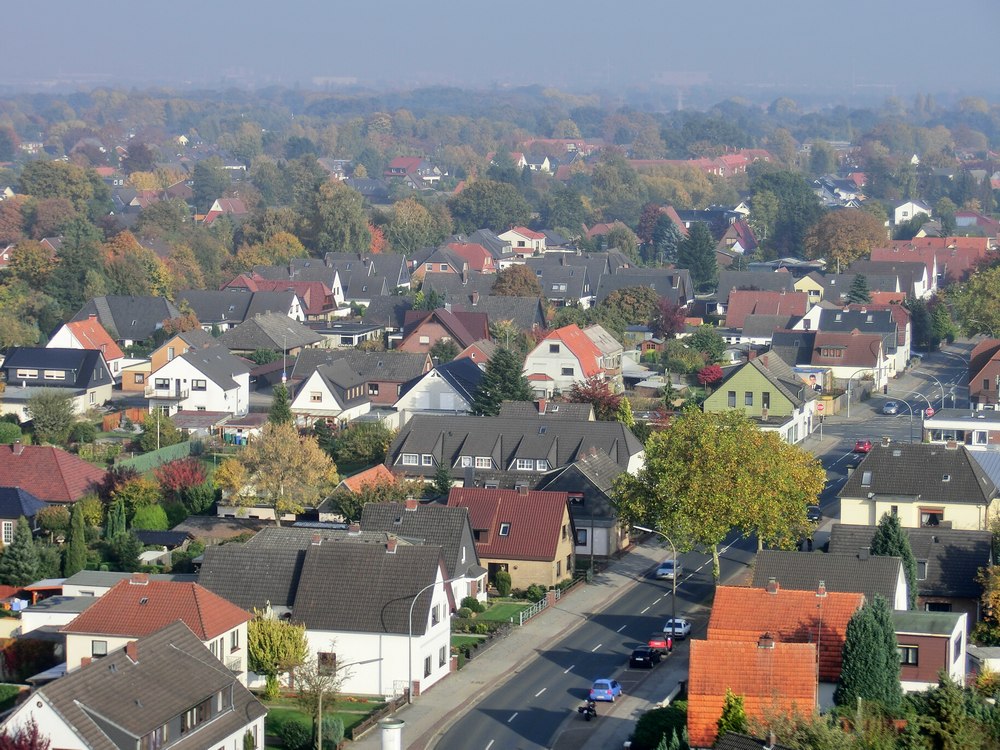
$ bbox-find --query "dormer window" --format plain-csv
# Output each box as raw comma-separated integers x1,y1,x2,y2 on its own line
499,523,511,536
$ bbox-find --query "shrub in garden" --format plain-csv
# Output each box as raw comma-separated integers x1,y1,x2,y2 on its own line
36,506,70,534
0,422,21,444
68,421,97,444
456,607,472,619
495,569,512,596
131,505,169,531
321,715,345,749
277,720,311,750
461,596,484,613
526,584,547,602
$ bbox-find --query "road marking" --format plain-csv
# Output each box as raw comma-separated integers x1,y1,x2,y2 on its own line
654,597,663,604
507,712,518,723
641,606,650,613
591,643,602,652
617,624,627,633
564,664,574,673
535,688,546,697
486,742,494,750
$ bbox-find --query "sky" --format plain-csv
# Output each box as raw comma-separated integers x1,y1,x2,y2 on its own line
4,0,999,97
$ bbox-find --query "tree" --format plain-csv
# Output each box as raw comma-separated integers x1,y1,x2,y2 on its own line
600,286,661,326
387,198,436,255
192,157,231,213
269,384,293,425
325,422,395,468
651,298,687,339
491,265,542,297
295,651,346,750
447,180,531,234
687,325,726,363
675,222,717,292
834,595,902,712
429,338,460,364
471,348,533,416
48,218,105,318
0,517,39,586
616,398,635,429
131,505,169,531
18,161,94,213
955,266,1000,338
0,718,50,750
567,376,623,421
749,168,824,258
539,184,586,232
973,565,1000,645
847,274,872,304
105,498,127,540
138,412,182,452
606,224,640,264
431,463,453,498
870,512,917,610
649,214,684,265
303,181,369,255
803,209,887,273
324,477,422,522
696,365,724,389
215,421,337,524
717,688,748,737
63,502,88,577
25,389,75,445
248,608,308,699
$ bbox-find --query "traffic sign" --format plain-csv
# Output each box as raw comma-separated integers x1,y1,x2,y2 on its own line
816,402,825,413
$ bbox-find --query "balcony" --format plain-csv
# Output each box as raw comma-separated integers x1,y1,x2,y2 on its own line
226,657,242,674
144,386,190,400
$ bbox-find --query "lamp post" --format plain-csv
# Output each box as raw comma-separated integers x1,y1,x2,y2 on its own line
845,367,874,419
633,525,678,645
915,371,946,410
894,397,915,443
408,575,464,704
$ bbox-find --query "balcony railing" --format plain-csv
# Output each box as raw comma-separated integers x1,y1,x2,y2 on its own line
226,657,242,674
144,386,190,400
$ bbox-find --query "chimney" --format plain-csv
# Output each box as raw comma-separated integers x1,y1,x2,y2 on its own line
816,580,827,598
81,657,92,668
444,302,452,313
11,441,23,456
882,436,891,447
125,640,138,663
129,573,149,586
765,577,779,594
518,485,529,495
348,523,361,535
945,440,958,450
538,398,547,415
758,632,775,649
747,349,757,361
760,354,768,368
405,497,419,511
858,548,870,561
88,313,97,321
386,536,398,554
471,290,480,305
765,731,777,750
311,533,322,546
462,267,469,284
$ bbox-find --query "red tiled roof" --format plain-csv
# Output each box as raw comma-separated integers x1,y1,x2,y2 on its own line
724,290,809,329
61,578,250,640
0,445,106,503
446,488,570,561
541,324,603,378
811,330,885,368
339,465,395,494
222,275,332,317
506,226,546,241
707,585,863,682
870,291,906,305
64,318,125,361
447,243,494,272
401,308,489,349
688,639,817,748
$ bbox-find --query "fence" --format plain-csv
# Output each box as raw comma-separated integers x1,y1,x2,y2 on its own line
519,588,562,626
116,440,202,473
102,408,147,432
349,692,409,740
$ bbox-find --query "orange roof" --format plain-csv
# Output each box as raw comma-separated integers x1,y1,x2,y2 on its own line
64,318,124,361
447,488,569,561
62,577,249,640
542,324,603,378
724,290,809,329
339,465,395,494
707,585,863,681
688,639,817,748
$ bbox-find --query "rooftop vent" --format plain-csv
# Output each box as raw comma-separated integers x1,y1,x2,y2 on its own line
758,633,775,650
765,577,779,594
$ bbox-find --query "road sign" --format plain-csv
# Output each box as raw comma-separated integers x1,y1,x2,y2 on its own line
816,402,825,413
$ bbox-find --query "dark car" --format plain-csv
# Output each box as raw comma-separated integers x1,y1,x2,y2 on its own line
806,504,822,522
629,646,662,668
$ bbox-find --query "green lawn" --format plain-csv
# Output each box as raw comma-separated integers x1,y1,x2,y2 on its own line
264,695,385,735
479,601,531,622
452,634,487,649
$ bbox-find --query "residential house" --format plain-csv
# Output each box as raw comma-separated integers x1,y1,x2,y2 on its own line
146,345,251,417
894,200,933,226
522,324,622,397
595,269,694,308
19,595,96,635
849,259,932,299
221,274,337,318
421,269,496,302
447,242,497,273
794,272,826,304
497,400,595,420
59,571,195,598
456,339,497,367
793,304,907,378
0,443,105,504
120,328,217,393
60,575,251,683
447,488,575,589
892,611,967,691
712,270,797,317
397,307,489,355
688,638,817,749
410,246,470,283
723,290,809,331
291,349,431,407
0,621,266,750
751,550,908,610
386,412,644,487
72,295,181,347
199,530,454,697
383,156,442,186
361,499,487,603
499,227,547,257
176,289,305,333
817,272,905,306
308,321,385,349
328,464,397,501
717,218,759,256
215,312,324,356
810,329,890,390
829,523,992,627
0,487,48,545
288,359,371,426
871,243,939,293
840,443,998,530
923,408,1000,448
451,293,546,333
47,315,125,378
1,348,113,420
703,351,817,444
969,338,1000,409
394,357,484,425
526,263,594,308
203,196,249,225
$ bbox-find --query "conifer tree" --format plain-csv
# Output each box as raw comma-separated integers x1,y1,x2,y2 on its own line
871,511,918,609
64,502,88,577
471,348,533,416
0,517,39,586
835,595,902,711
269,383,293,425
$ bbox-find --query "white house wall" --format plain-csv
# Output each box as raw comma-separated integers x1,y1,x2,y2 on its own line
2,696,88,749
523,347,587,397
394,372,472,426
149,358,249,416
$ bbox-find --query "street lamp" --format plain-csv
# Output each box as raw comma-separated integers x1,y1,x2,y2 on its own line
407,575,464,704
915,371,946,410
845,366,875,419
633,525,678,645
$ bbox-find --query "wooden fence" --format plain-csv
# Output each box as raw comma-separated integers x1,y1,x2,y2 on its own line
102,408,147,432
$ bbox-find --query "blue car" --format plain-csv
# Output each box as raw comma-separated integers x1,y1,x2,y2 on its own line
589,678,623,702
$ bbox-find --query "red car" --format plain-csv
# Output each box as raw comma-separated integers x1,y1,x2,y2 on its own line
648,632,673,652
854,439,873,453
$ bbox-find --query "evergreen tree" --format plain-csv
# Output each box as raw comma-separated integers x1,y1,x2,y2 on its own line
431,463,453,498
269,383,293,425
871,512,918,609
112,531,144,572
834,595,902,711
0,517,39,586
64,502,88,577
847,273,872,304
716,688,748,736
650,215,684,265
471,348,533,416
105,498,127,540
675,222,718,292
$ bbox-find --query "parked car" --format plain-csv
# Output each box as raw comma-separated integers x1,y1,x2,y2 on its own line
589,678,623,702
629,646,662,668
655,559,681,580
882,401,900,415
663,617,692,640
806,504,822,523
648,632,672,651
854,439,873,453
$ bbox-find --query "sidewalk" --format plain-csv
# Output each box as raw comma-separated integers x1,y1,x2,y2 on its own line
350,542,667,750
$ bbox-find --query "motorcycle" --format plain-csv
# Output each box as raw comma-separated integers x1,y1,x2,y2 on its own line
577,700,598,721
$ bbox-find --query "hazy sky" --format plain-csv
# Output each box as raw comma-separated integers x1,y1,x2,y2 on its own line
5,0,998,95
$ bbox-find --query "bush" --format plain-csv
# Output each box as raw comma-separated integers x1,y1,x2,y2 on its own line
162,500,190,527
36,506,71,533
495,569,512,597
321,714,344,748
456,607,473,619
277,719,312,750
179,482,217,514
0,423,21,444
461,596,485,613
630,703,688,750
68,422,98,444
525,584,547,603
131,505,169,531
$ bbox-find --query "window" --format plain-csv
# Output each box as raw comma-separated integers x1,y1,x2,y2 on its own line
917,561,927,580
1,521,12,546
890,505,898,516
569,494,585,506
318,652,336,675
986,379,991,391
134,373,145,384
154,378,169,389
516,458,534,471
461,456,472,467
440,264,448,271
499,523,511,536
181,699,211,732
43,370,65,380
727,391,736,408
556,560,562,577
14,369,37,379
975,431,988,445
311,391,322,403
167,346,175,360
424,655,432,678
140,725,169,750
561,367,574,376
230,629,239,652
92,640,108,658
561,524,568,540
549,344,560,354
744,392,753,407
861,471,872,487
898,645,918,666
421,454,434,466
431,604,440,626
419,336,430,345
402,453,418,466
762,391,770,409
920,508,944,527
536,460,549,471
369,383,380,396
425,263,433,271
576,528,588,545
439,645,448,667
475,457,491,469
89,392,96,404
191,379,207,391
926,601,953,612
953,635,962,662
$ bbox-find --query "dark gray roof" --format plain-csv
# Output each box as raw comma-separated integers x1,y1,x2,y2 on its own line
307,360,369,409
848,260,927,296
527,264,591,301
292,543,444,635
814,308,898,352
3,347,113,390
291,348,428,383
740,314,797,340
178,345,251,388
716,270,796,302
819,272,901,300
33,620,265,750
199,544,306,609
216,312,324,351
360,502,480,580
829,523,991,599
841,444,997,507
72,295,181,342
769,329,816,366
133,530,193,548
452,295,546,331
525,254,610,284
892,610,964,636
717,351,813,409
751,549,903,604
535,448,622,524
596,269,693,306
360,295,414,328
462,230,510,258
175,328,218,349
244,526,399,550
422,271,496,300
402,358,484,403
498,401,595,420
176,289,297,327
0,487,50,519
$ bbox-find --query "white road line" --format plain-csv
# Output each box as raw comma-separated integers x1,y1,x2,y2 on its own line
535,688,546,698
591,643,602,652
617,624,627,633
654,597,663,604
564,664,574,673
486,741,494,750
641,606,650,613
507,712,518,723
